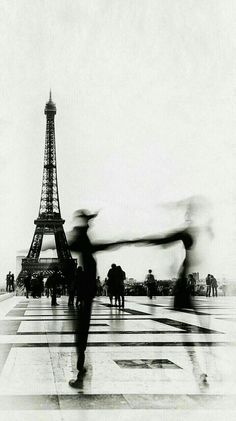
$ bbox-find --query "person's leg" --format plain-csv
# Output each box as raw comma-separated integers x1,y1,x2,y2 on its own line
69,299,93,387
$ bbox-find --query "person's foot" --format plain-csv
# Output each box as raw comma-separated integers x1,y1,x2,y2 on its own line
69,368,87,388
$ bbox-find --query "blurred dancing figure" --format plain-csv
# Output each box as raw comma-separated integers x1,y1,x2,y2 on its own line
68,210,98,388
127,196,213,387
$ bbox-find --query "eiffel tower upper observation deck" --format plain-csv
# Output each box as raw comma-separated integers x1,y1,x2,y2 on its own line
20,93,76,276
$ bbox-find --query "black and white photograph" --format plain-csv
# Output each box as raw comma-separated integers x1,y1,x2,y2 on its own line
0,0,236,419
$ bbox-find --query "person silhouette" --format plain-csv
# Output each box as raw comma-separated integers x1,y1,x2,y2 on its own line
123,196,213,387
68,210,98,387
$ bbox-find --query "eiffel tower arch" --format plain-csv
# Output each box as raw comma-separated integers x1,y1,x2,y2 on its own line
19,93,77,279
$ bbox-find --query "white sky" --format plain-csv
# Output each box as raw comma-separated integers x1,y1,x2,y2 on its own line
0,0,236,284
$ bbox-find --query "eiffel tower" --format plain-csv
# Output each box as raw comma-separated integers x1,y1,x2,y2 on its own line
20,93,76,277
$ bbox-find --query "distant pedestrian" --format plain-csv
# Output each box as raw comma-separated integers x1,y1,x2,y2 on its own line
23,270,31,299
47,268,60,306
145,270,156,299
96,276,102,296
206,274,212,297
107,264,117,306
6,272,11,292
211,275,218,297
116,265,126,308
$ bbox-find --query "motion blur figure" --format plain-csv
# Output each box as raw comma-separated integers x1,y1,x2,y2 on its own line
127,196,214,388
68,210,98,388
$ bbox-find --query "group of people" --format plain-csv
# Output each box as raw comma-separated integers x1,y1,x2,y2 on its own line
144,270,197,299
205,274,218,297
21,270,55,301
106,263,126,308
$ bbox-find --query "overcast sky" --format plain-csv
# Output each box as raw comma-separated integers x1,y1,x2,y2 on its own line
0,0,236,284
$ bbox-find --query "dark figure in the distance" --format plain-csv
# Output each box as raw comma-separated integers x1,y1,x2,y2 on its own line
47,268,60,306
188,274,196,296
205,274,212,297
96,276,102,296
211,275,218,297
145,269,156,299
6,272,11,292
23,270,32,299
107,264,117,306
116,265,126,308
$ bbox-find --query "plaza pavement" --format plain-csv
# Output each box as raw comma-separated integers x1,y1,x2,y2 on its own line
0,294,236,420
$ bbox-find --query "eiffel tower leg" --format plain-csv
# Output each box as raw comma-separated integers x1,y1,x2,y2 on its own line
54,228,72,260
27,226,44,259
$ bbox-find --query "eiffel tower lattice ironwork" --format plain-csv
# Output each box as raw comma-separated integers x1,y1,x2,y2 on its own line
20,93,76,277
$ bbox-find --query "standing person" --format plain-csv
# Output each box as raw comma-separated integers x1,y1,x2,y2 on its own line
6,272,11,292
211,275,218,297
47,268,60,306
205,274,212,297
116,265,126,308
107,264,117,306
145,270,156,299
10,273,15,292
23,270,31,299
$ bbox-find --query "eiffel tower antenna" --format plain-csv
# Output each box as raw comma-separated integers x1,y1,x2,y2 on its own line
19,95,76,277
